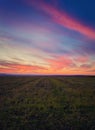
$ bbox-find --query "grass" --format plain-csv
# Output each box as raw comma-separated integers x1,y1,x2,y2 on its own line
0,76,95,130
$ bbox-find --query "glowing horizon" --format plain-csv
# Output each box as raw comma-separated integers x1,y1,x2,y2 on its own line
0,0,95,75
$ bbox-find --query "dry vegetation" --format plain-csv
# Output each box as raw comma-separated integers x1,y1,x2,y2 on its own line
0,75,95,130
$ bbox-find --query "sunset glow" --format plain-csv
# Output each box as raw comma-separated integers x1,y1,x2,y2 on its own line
0,0,95,75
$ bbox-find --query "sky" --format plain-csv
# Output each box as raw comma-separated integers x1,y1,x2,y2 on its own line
0,0,95,75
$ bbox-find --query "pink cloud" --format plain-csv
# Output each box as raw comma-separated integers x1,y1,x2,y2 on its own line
24,0,95,39
0,61,48,74
74,56,89,63
0,58,95,75
46,56,75,70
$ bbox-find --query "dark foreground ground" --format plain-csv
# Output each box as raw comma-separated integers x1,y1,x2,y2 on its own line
0,75,95,130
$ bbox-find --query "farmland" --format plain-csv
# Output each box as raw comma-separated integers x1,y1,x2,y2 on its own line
0,76,95,130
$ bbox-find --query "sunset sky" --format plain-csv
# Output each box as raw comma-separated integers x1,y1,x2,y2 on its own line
0,0,95,75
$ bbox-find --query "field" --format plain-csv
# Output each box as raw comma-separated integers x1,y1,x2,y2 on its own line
0,75,95,130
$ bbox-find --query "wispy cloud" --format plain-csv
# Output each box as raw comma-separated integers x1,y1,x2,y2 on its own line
0,60,48,74
24,0,95,39
0,0,95,75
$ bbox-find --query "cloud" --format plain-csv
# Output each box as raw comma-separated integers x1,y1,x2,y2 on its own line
0,31,31,45
24,0,95,39
46,56,76,70
74,56,89,63
0,60,48,74
80,64,92,69
82,40,95,55
0,0,95,75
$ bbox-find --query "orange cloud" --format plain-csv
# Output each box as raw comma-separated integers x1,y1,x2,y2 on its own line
0,59,95,75
0,62,48,74
44,56,95,75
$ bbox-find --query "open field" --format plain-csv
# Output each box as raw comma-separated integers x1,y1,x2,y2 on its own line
0,76,95,130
